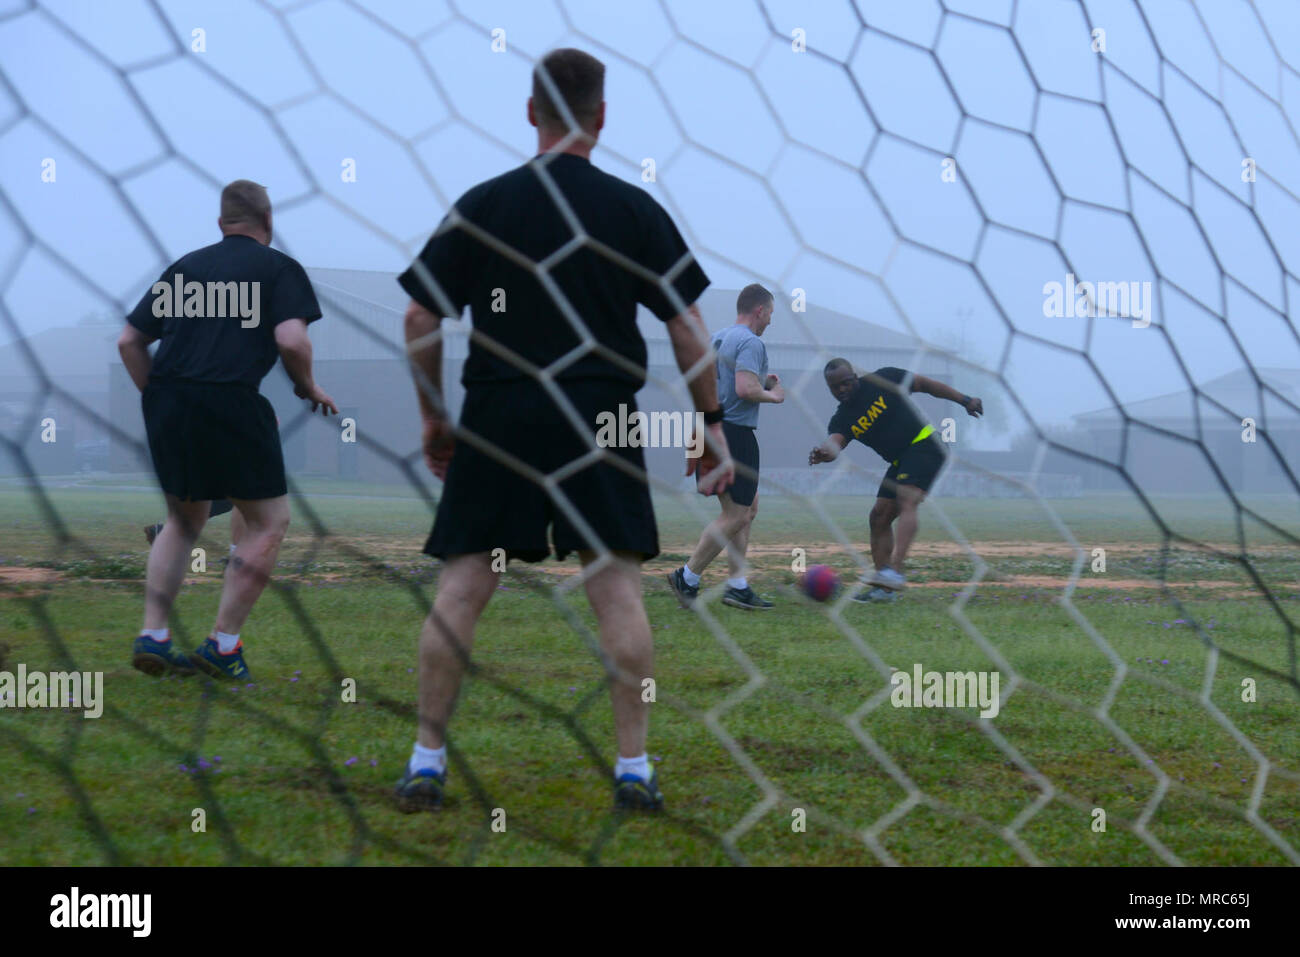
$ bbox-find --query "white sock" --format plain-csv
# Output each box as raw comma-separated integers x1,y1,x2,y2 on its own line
615,753,651,782
229,544,237,555
215,630,240,653
681,565,701,587
409,743,446,776
142,627,169,643
727,576,748,590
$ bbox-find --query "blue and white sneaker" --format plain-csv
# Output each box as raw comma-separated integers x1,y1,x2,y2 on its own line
852,586,898,604
190,637,252,681
869,567,907,590
131,634,196,677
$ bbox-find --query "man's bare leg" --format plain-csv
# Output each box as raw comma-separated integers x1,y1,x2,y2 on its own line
221,506,247,591
580,550,654,759
685,492,752,579
724,497,759,580
582,549,663,806
213,495,289,636
229,506,246,550
143,496,210,630
417,552,499,749
868,496,898,572
889,485,925,575
397,552,498,810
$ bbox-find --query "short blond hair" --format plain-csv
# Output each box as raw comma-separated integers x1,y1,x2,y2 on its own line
220,179,270,227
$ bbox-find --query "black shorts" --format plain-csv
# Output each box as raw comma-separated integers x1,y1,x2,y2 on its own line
425,380,658,563
877,434,946,499
716,420,759,507
143,379,286,501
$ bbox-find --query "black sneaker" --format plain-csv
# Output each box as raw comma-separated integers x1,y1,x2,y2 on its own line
722,586,773,610
144,523,164,545
666,568,698,609
614,769,664,812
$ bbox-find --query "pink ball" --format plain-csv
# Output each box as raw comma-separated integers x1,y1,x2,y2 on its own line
802,564,839,602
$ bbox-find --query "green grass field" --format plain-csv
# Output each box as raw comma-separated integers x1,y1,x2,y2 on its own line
1,475,1298,865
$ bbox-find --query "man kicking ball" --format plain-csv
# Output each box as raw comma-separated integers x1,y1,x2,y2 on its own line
808,358,982,602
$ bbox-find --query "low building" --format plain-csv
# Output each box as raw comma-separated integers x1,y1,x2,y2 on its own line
1071,368,1300,494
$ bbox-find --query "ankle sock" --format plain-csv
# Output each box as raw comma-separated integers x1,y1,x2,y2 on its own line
409,742,446,776
615,753,651,782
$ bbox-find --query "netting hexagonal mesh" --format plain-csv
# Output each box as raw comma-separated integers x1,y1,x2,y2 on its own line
0,0,1297,865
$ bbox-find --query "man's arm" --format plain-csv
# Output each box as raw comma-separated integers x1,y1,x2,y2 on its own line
910,374,983,417
275,318,337,415
809,432,848,465
404,299,444,419
404,299,455,479
663,303,717,415
117,323,156,392
664,303,733,495
735,369,784,404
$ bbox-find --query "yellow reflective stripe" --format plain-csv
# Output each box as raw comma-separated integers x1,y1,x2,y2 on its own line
911,424,935,444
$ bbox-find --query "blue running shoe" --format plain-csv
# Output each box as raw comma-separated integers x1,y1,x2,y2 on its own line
851,585,898,604
394,767,446,813
614,769,664,812
132,635,196,677
869,566,907,591
190,636,252,681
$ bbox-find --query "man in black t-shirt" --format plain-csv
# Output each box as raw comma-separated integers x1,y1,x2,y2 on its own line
118,179,336,681
809,358,983,602
394,48,733,813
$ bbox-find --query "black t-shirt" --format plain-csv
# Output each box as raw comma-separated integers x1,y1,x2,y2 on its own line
126,235,322,389
397,153,710,389
828,368,930,462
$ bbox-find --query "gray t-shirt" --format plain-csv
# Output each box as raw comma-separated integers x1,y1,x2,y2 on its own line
713,324,768,428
